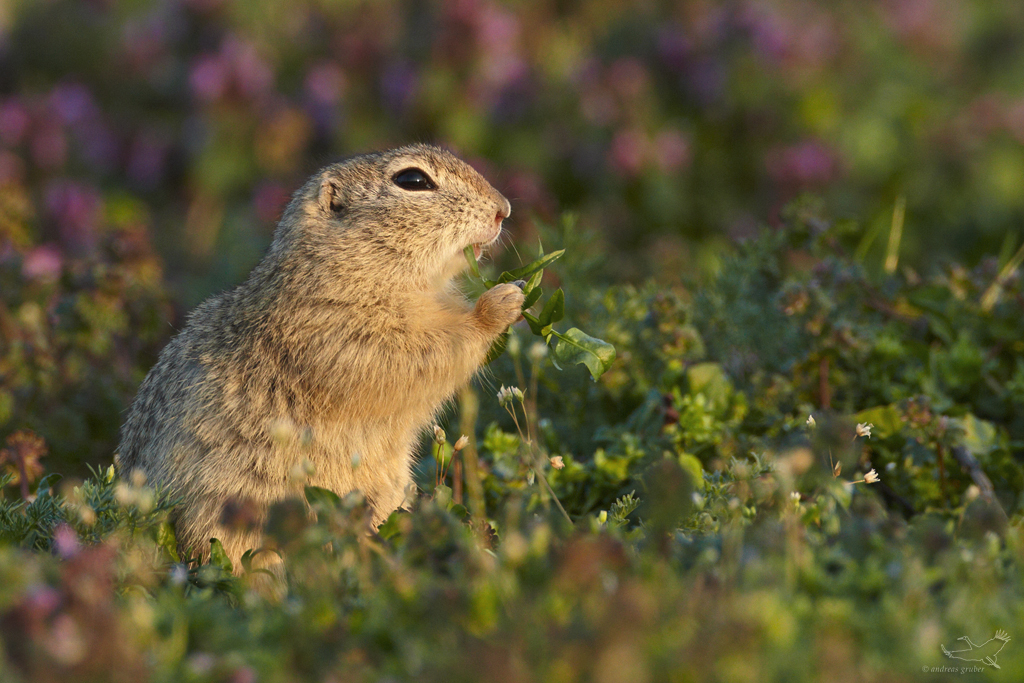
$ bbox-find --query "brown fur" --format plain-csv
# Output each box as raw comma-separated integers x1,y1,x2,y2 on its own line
116,144,523,569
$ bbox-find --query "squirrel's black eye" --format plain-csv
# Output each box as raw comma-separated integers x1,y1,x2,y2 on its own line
393,168,436,191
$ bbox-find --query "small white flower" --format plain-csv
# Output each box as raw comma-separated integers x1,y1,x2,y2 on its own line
806,414,816,428
433,425,446,444
855,422,873,439
78,505,96,526
130,469,147,487
453,435,470,451
512,386,525,402
528,342,548,363
863,469,879,484
549,455,564,470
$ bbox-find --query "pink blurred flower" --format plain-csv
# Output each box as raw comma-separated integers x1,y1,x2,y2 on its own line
53,523,81,559
305,62,347,104
22,245,63,282
653,129,691,173
231,666,257,683
45,180,101,252
190,55,228,102
0,99,30,146
610,128,649,177
46,614,86,665
226,38,273,99
253,182,291,224
766,141,838,185
30,124,67,170
21,584,62,621
608,58,649,101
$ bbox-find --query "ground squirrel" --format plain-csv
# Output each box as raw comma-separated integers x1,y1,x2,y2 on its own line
116,144,524,569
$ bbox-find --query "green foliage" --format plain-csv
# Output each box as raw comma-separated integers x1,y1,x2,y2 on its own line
7,205,1021,680
467,233,616,380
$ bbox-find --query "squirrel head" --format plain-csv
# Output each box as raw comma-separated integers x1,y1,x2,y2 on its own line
272,144,510,290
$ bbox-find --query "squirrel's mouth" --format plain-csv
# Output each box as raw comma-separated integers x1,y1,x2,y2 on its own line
470,228,503,260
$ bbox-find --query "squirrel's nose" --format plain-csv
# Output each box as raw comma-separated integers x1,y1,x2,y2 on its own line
496,197,511,225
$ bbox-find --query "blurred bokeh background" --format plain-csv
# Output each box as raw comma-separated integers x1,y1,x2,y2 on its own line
3,0,1024,473
4,0,1024,296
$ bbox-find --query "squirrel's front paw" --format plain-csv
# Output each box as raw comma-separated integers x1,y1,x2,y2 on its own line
474,283,525,333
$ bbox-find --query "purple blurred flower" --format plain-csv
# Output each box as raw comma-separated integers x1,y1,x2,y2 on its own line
22,245,63,282
190,55,228,102
76,119,120,173
741,5,790,63
21,584,62,621
48,83,97,127
305,62,346,105
45,180,101,252
226,38,273,100
191,38,274,103
766,140,838,185
0,99,30,147
53,523,81,559
381,62,419,115
656,26,691,71
687,57,725,106
126,132,169,189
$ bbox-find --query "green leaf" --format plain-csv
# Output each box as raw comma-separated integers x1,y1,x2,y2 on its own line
434,484,453,509
523,285,544,310
209,538,233,574
35,473,62,499
377,510,408,541
485,332,509,365
522,311,544,336
550,327,616,380
677,453,706,491
539,288,565,327
525,267,543,293
497,249,565,282
463,245,481,280
158,521,180,563
305,485,341,509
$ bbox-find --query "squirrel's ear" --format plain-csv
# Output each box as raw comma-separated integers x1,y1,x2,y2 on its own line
318,177,345,215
